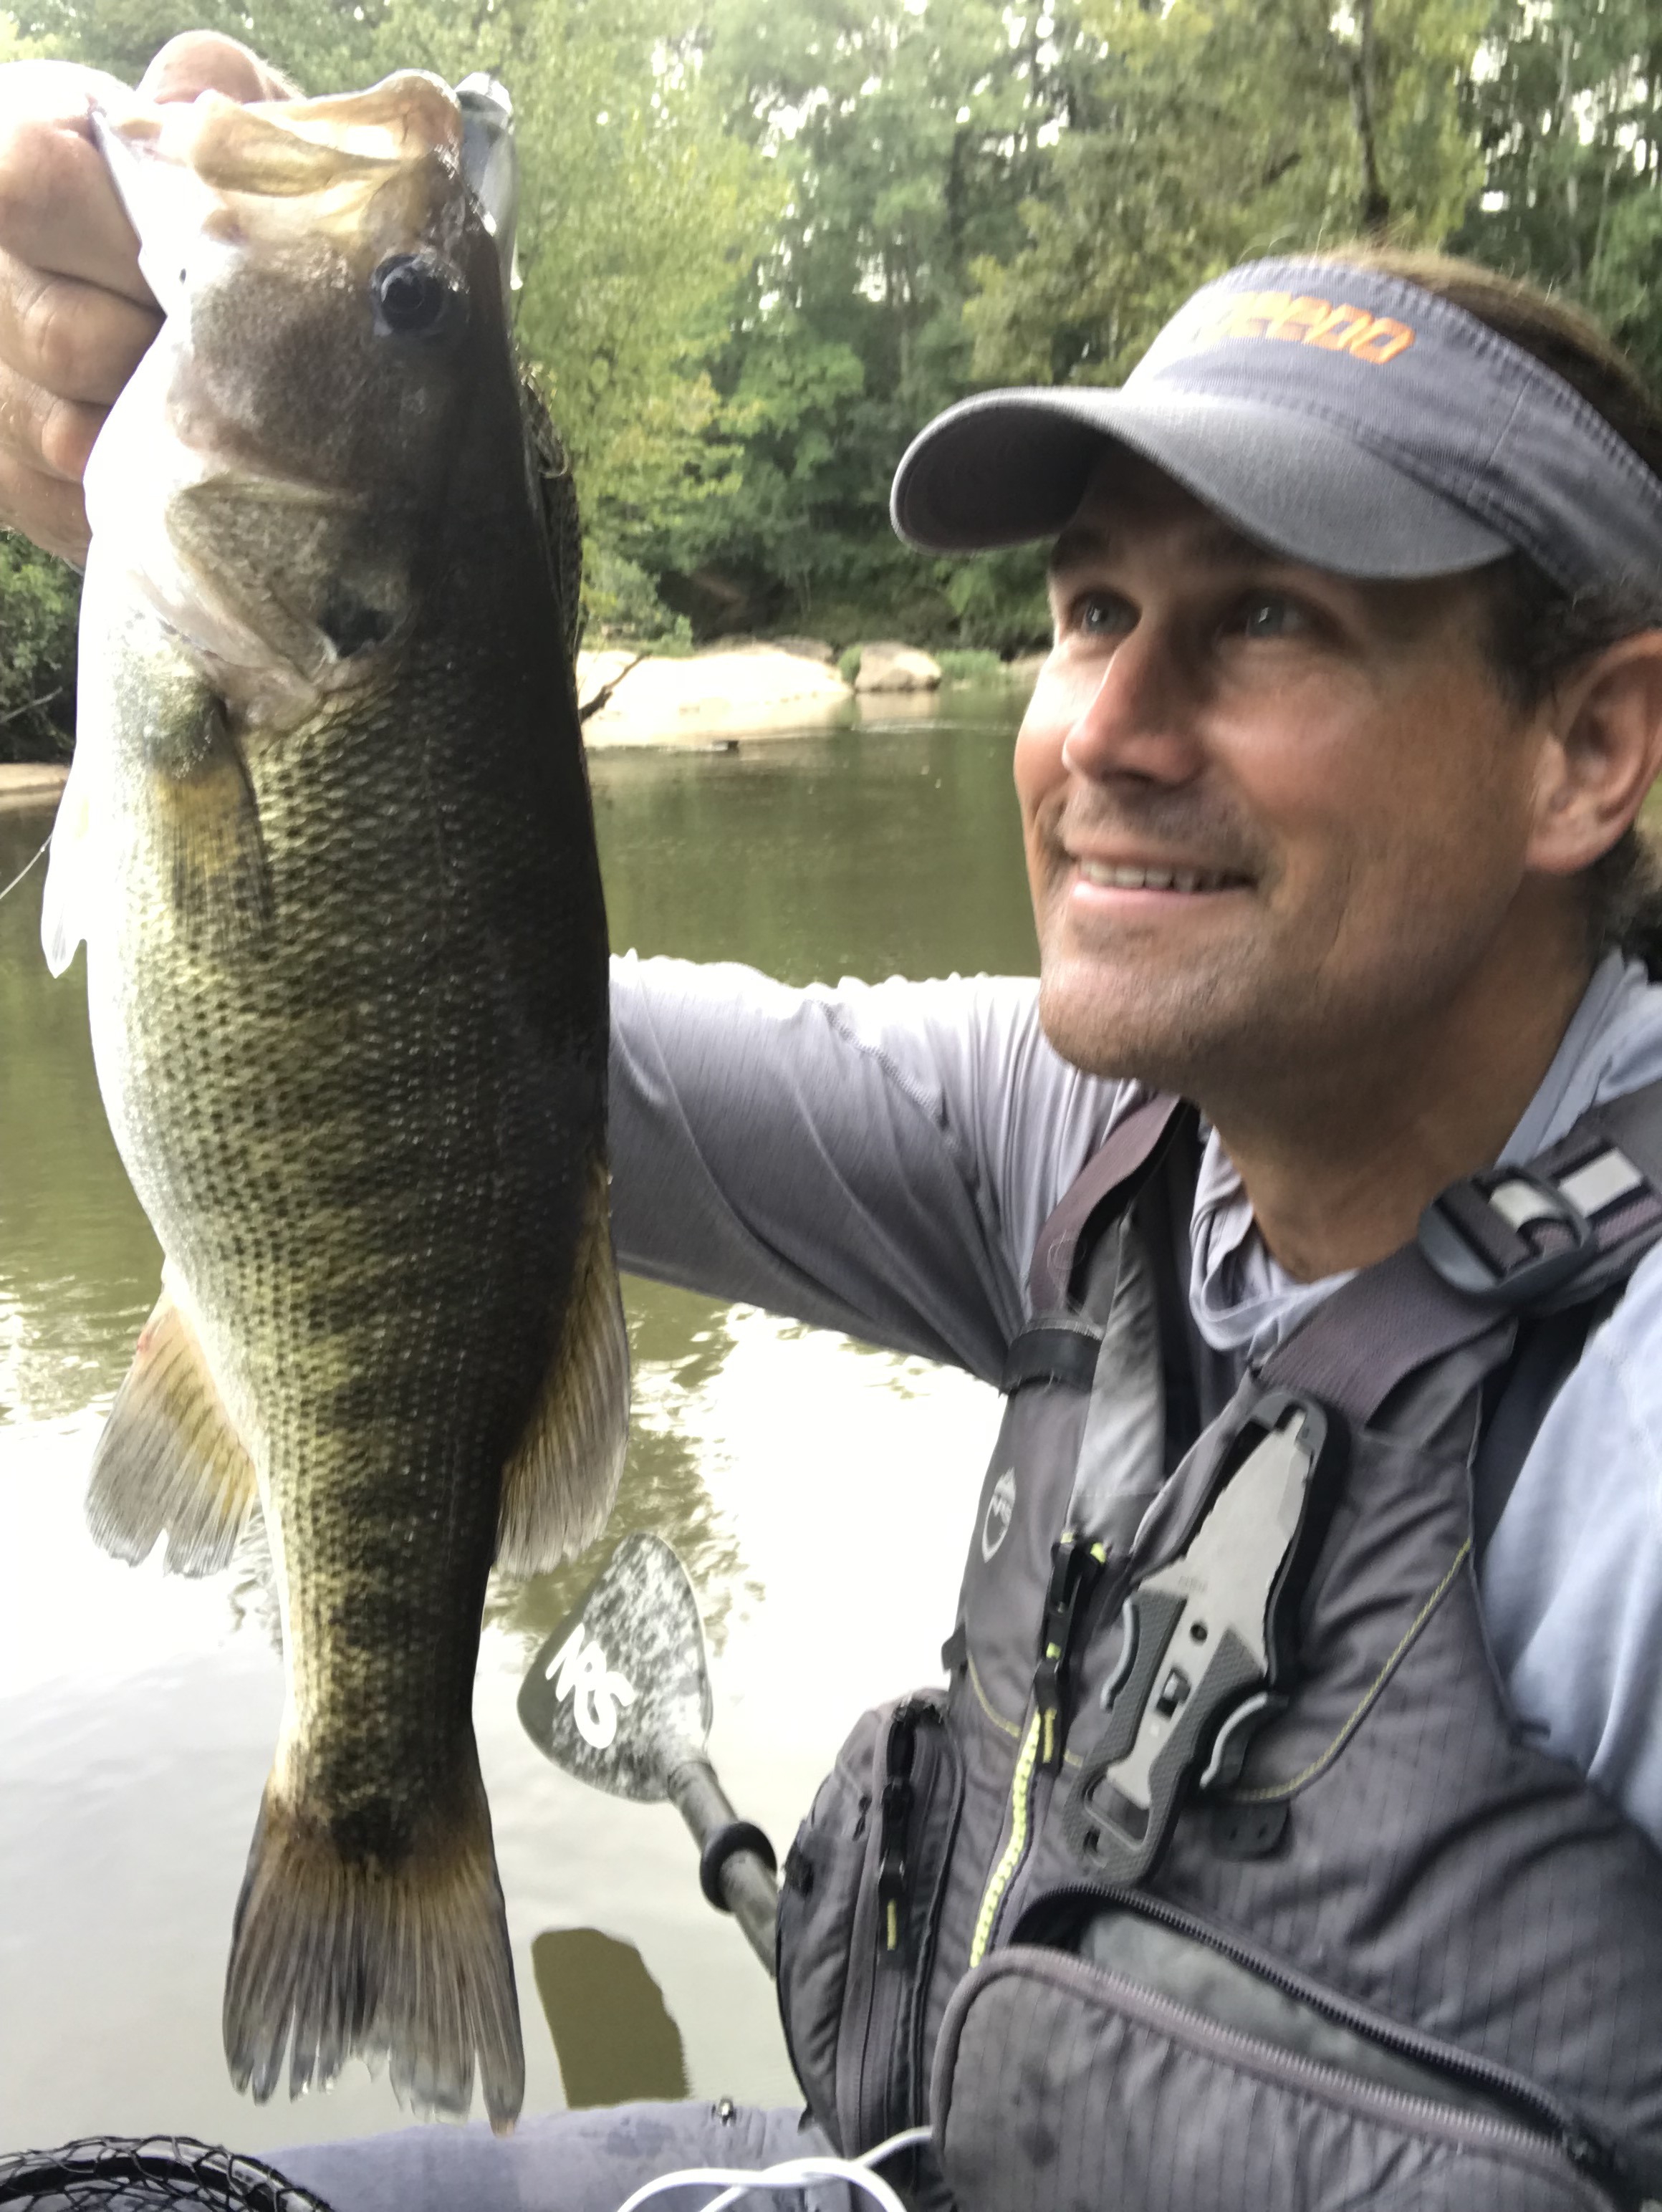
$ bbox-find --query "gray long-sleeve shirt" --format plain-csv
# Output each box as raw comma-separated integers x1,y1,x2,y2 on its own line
609,947,1662,1847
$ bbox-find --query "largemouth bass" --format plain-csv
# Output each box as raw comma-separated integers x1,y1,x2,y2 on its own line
41,72,628,2130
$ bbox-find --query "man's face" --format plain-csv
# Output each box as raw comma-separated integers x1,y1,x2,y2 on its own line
1016,453,1550,1100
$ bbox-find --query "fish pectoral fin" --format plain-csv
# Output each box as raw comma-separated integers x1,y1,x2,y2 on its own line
87,1276,259,1575
496,1150,630,1576
40,749,98,978
146,691,274,951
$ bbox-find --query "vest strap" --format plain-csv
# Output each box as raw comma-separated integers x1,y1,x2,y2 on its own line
1261,1246,1507,1421
1029,1092,1186,1314
1269,1074,1662,1423
1001,1320,1103,1393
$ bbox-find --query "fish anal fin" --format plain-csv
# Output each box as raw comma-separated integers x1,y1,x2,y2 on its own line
87,1276,258,1576
224,1749,524,2132
496,1153,629,1576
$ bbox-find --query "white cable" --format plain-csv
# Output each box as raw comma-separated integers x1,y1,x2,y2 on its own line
613,2123,933,2212
0,828,51,908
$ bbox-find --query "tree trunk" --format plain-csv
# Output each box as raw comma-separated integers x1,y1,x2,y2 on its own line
1346,0,1390,236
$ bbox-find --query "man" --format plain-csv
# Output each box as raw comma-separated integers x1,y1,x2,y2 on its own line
8,32,1662,2212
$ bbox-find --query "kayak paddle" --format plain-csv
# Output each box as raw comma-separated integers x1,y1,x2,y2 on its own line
518,1531,780,1973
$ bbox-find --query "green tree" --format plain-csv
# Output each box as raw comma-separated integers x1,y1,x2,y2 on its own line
629,0,1071,641
965,0,1486,390
1455,0,1662,384
0,534,78,764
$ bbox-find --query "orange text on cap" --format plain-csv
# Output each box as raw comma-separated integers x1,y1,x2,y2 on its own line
1174,289,1416,367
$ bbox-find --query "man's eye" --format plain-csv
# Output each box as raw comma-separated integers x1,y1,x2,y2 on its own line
1235,595,1310,640
1070,591,1130,637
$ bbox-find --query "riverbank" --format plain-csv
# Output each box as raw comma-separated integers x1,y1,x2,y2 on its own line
0,762,67,809
0,643,1042,787
578,639,1041,746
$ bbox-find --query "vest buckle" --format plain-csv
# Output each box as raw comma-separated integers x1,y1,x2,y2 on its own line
1418,1165,1595,1307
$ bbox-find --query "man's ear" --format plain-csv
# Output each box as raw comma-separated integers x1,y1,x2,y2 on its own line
1525,630,1662,879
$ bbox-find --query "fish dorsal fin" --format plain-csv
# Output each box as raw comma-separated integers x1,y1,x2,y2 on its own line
87,1274,259,1575
496,1153,630,1576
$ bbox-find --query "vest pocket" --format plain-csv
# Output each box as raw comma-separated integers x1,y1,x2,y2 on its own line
776,1691,964,2156
777,1705,879,2134
931,1945,1628,2212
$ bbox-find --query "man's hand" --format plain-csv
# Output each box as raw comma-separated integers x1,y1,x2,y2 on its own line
0,33,294,562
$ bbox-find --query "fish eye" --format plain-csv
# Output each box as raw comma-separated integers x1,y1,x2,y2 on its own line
370,253,462,340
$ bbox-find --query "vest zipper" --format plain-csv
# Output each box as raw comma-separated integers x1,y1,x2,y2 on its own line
969,1534,1109,1971
969,1713,1041,1970
876,1708,916,1957
1024,1880,1638,2209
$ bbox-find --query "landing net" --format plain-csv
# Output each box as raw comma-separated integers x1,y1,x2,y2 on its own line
0,2138,332,2211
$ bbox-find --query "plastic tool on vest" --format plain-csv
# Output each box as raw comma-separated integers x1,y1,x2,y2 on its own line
1069,1390,1344,1888
518,1531,780,1972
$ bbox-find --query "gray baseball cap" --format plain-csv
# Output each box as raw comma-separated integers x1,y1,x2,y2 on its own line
890,257,1662,598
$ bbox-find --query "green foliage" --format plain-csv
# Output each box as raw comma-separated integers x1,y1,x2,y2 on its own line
966,0,1485,389
0,534,79,764
583,546,691,643
936,647,1006,683
1454,0,1662,388
838,645,863,685
625,0,1086,632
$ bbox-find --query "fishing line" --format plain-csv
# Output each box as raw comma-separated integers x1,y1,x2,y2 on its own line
612,2125,933,2212
0,829,51,908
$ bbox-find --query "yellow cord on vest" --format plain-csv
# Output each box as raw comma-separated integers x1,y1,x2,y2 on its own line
969,1712,1041,1968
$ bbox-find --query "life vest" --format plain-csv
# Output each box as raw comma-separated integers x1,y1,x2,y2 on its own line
776,1082,1662,2212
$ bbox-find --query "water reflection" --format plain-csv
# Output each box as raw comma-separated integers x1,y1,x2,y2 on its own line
531,1929,689,2108
0,704,1032,2145
486,1281,759,1658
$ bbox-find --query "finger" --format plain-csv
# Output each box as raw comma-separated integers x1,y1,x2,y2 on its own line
138,32,302,105
0,362,105,486
0,446,90,563
0,112,152,304
0,248,158,406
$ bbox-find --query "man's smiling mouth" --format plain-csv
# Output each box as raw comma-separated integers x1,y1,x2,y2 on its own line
1075,860,1250,893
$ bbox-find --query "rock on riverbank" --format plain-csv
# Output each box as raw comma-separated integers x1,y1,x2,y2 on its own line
577,640,851,746
854,642,941,693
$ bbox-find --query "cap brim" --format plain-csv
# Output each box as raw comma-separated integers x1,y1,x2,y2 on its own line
890,388,1512,580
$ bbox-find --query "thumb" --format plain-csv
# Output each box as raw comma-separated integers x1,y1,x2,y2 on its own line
138,32,301,105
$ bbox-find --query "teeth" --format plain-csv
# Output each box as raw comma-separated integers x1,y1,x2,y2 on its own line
1078,861,1234,892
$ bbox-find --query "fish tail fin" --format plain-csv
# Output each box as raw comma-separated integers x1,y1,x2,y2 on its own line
223,1748,524,2133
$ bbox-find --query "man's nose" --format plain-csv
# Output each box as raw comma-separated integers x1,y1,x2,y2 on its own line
1060,622,1196,785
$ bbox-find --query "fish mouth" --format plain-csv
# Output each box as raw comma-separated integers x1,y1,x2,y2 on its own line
83,77,473,713
92,74,466,315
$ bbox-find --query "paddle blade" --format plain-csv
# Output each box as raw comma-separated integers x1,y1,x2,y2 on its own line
517,1531,713,1802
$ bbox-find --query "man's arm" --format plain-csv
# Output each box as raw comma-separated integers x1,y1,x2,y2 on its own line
1484,1247,1662,1847
608,952,1132,1385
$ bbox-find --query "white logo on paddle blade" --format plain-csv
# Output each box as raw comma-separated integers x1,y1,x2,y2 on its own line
981,1468,1017,1562
544,1626,638,1749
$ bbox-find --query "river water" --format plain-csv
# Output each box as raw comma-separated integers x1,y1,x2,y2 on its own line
0,693,1035,2155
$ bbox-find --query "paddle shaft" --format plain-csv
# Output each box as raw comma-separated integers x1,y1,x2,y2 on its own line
668,1758,779,1975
